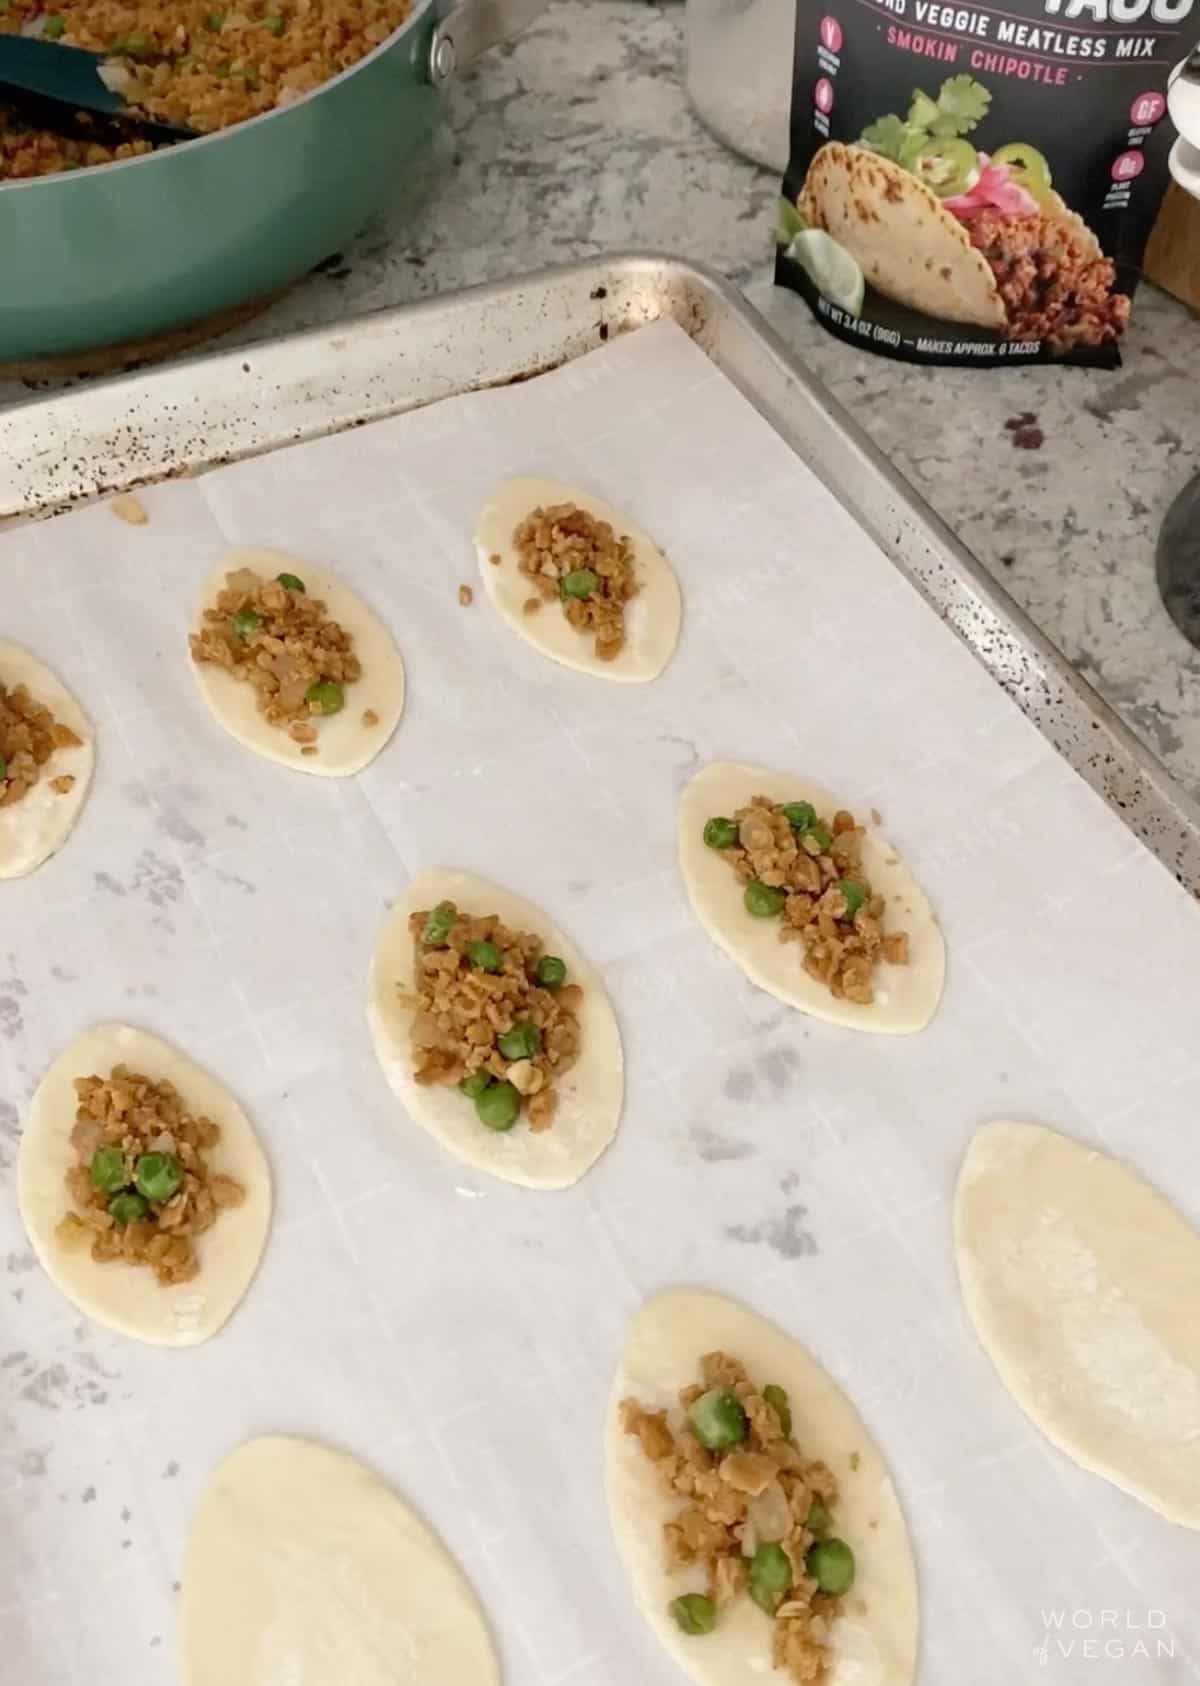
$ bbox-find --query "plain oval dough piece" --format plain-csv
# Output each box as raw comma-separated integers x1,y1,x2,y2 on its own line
0,641,94,880
679,762,944,1034
180,1437,500,1686
474,477,682,682
607,1290,919,1686
189,546,404,776
956,1120,1200,1528
17,1024,271,1347
367,868,623,1189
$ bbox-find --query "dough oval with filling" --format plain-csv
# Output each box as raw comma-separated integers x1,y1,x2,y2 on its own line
678,762,944,1034
180,1437,500,1686
956,1120,1200,1528
474,477,682,682
189,546,404,776
367,868,623,1189
607,1289,920,1686
17,1024,271,1347
0,641,94,880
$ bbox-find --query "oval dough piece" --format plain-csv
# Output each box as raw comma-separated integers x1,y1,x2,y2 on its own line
367,868,623,1189
474,477,682,682
189,546,404,776
0,641,94,880
678,762,944,1034
607,1290,920,1686
180,1437,500,1686
17,1024,271,1347
955,1120,1200,1528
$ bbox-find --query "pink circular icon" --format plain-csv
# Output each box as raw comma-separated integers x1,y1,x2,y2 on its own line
820,16,843,51
815,77,835,115
1130,92,1166,126
1112,149,1146,182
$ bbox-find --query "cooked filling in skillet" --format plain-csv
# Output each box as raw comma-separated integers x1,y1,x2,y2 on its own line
968,208,1130,352
622,1349,857,1683
0,1,413,179
189,565,360,753
0,108,152,177
702,797,909,1004
56,1065,245,1285
403,902,582,1134
512,502,640,662
0,678,83,807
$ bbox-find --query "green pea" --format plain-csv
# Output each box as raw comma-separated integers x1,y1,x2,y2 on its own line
838,880,866,918
205,11,226,30
748,1542,793,1614
468,940,503,973
233,607,261,639
421,902,458,946
0,756,7,780
807,1537,855,1596
762,1383,792,1439
459,1072,492,1100
744,881,786,918
134,1152,182,1204
535,955,567,989
687,1388,746,1452
43,15,65,37
802,825,834,856
124,30,149,53
264,13,286,32
560,568,599,600
497,1022,541,1060
275,572,305,593
805,1499,832,1536
305,680,344,715
108,1191,149,1226
782,801,817,831
669,1593,716,1635
475,1080,521,1131
89,1145,127,1194
703,816,739,849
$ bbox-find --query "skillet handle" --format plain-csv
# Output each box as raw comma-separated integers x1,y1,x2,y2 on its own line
427,0,549,85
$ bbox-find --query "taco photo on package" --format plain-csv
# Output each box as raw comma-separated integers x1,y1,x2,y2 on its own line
777,19,1194,368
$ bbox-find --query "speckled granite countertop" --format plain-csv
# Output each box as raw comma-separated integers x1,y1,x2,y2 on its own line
5,0,1200,797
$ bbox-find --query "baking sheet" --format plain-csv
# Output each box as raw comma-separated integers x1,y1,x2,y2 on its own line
2,317,1199,1686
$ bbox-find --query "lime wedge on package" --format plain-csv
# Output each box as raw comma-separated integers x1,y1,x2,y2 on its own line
776,196,807,247
786,230,865,316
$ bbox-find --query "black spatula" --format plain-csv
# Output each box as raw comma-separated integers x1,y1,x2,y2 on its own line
0,33,196,145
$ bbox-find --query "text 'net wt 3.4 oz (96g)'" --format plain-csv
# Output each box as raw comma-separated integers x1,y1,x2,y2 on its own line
776,0,1197,366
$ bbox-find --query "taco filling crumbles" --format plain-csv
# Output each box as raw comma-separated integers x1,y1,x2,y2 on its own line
0,678,84,808
966,206,1130,351
403,902,582,1133
702,797,908,1004
621,1349,856,1682
56,1065,245,1286
189,565,360,751
512,502,639,662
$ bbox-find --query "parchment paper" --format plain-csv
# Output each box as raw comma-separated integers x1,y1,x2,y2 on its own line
2,321,1198,1686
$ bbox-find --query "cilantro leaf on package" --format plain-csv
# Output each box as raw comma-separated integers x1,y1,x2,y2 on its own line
859,114,908,161
907,90,939,129
933,74,991,135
